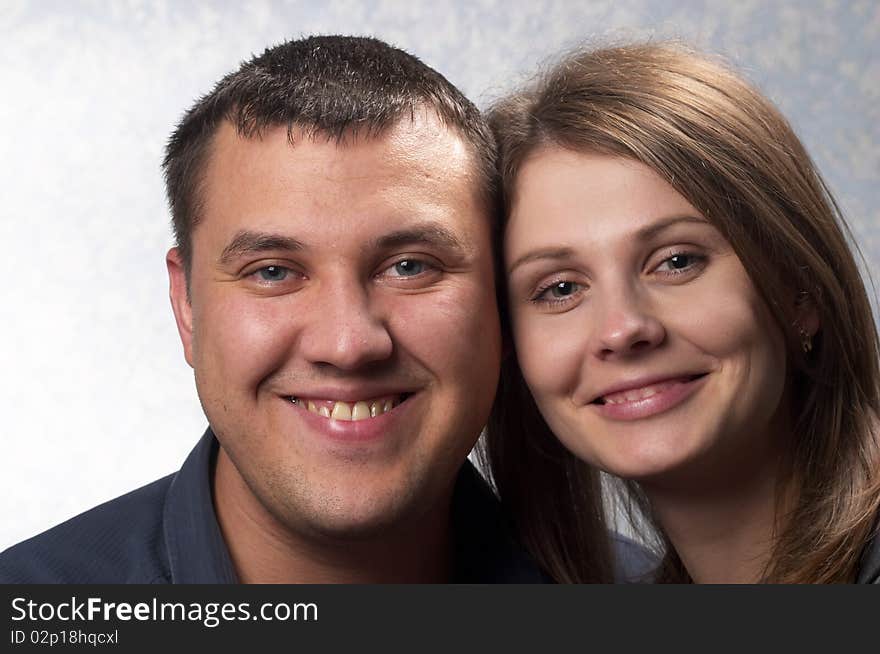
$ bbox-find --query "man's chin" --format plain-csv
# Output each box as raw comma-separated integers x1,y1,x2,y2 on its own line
261,481,430,543
273,499,424,543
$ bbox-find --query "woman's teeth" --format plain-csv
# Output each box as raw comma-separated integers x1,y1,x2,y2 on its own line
597,377,704,405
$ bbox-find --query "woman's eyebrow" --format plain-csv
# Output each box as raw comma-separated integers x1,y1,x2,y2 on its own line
635,215,709,241
507,246,576,275
506,216,709,275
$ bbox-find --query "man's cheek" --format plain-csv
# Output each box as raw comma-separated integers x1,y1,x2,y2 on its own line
440,291,499,357
393,289,471,331
438,282,500,334
392,290,496,360
197,299,292,382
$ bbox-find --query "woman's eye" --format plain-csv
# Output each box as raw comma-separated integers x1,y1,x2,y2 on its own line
547,281,579,297
532,280,583,305
256,265,290,282
655,253,704,274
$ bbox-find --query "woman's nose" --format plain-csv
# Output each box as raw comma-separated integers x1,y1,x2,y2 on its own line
590,289,666,360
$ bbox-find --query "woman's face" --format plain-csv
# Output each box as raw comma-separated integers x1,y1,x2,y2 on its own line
505,149,790,488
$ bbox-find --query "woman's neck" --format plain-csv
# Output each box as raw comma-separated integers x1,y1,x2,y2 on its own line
648,474,779,583
642,434,792,584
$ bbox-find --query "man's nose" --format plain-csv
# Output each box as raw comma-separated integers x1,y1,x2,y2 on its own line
590,286,666,360
298,283,393,370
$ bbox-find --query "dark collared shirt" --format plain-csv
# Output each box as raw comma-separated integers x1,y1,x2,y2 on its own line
0,429,548,583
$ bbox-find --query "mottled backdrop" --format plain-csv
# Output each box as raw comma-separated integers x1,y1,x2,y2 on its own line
1,0,877,549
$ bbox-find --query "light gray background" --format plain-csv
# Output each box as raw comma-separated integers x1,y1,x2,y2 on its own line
1,0,878,550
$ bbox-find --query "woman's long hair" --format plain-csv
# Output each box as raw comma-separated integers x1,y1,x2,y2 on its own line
480,42,880,583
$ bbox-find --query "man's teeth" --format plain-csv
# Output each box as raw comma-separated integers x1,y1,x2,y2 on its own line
601,380,679,405
291,396,400,421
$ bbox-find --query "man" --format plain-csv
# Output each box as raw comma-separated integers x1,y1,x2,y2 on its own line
0,35,542,583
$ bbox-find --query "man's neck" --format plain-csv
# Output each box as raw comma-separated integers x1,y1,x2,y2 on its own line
212,448,453,583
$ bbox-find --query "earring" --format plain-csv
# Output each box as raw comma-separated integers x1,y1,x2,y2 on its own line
795,324,812,354
794,290,812,354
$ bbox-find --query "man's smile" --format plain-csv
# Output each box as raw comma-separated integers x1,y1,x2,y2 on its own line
282,391,420,444
288,394,411,421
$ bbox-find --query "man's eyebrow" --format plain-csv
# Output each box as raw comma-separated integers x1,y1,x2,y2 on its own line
374,224,470,254
506,215,709,274
218,230,305,265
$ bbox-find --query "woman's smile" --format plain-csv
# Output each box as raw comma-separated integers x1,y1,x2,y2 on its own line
587,372,710,421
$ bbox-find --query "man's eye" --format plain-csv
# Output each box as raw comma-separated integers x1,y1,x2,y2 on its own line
388,259,427,277
256,265,290,281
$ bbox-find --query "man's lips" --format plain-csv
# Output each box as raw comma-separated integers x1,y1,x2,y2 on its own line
286,393,411,421
590,373,708,405
282,391,418,444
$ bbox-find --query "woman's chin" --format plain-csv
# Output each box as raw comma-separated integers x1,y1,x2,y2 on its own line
560,428,708,487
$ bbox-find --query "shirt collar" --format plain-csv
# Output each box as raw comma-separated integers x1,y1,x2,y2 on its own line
162,429,238,583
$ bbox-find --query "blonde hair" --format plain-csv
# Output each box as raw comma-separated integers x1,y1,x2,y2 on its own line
483,42,880,583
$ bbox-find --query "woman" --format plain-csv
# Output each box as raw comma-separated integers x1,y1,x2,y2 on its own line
483,43,880,583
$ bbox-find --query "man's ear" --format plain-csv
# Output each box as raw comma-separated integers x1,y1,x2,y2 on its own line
167,247,195,368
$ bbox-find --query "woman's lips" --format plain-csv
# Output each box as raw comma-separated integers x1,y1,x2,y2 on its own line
590,374,708,421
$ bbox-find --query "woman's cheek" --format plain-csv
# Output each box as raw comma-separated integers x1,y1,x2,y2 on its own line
514,314,584,398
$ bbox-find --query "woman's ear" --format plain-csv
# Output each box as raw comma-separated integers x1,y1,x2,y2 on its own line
793,290,820,353
794,290,820,336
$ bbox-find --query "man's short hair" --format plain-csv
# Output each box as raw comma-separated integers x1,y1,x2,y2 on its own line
162,35,498,280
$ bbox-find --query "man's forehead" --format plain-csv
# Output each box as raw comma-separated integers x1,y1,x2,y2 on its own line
209,109,472,166
200,115,480,208
190,116,490,261
200,120,471,220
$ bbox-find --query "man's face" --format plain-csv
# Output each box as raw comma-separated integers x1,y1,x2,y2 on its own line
167,114,501,539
